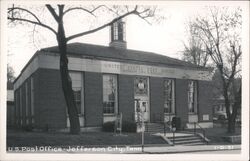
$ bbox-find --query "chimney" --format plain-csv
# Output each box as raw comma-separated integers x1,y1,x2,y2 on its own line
109,19,127,49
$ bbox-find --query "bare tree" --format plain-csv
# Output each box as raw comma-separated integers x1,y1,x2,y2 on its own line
190,7,242,133
8,4,158,134
7,64,15,90
182,22,210,67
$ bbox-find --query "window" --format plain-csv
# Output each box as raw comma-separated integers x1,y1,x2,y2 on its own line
103,75,118,114
118,21,125,41
113,22,118,40
188,81,197,113
134,77,148,96
69,72,83,115
111,21,125,41
164,79,175,114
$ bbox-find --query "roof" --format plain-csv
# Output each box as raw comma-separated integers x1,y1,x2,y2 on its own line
41,42,211,71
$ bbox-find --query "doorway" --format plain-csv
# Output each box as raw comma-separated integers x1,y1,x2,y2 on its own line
134,76,150,122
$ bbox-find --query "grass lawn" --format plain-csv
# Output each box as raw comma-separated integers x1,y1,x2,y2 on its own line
204,125,241,145
7,129,166,148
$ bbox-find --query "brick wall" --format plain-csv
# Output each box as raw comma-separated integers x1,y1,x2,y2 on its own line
150,77,164,122
84,72,103,126
118,75,134,122
21,84,26,126
34,69,67,129
175,79,189,128
14,89,20,127
27,78,32,125
198,80,213,122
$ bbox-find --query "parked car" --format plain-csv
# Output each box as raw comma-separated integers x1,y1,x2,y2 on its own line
213,112,227,121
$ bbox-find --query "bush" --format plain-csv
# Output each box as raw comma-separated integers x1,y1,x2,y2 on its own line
122,121,136,132
22,125,34,132
102,121,137,133
102,121,115,132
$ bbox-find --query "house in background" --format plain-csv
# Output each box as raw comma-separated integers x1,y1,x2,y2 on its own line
12,20,214,132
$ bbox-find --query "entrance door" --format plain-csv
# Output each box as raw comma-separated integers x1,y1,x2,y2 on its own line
134,76,150,122
134,99,150,122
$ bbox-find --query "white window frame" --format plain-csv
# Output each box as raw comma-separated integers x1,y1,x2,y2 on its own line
69,72,84,116
103,74,118,115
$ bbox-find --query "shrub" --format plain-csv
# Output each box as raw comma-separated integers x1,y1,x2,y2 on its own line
102,121,137,133
122,121,136,132
22,125,34,132
102,121,115,132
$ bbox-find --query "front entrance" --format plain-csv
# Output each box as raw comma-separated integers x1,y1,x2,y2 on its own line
134,76,150,122
134,98,150,122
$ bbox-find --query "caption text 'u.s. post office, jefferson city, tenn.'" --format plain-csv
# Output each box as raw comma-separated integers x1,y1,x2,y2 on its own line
13,20,214,131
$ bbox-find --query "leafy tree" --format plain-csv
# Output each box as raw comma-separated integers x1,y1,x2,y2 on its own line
8,4,158,134
190,7,242,133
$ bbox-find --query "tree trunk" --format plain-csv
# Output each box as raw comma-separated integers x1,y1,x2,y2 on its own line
57,17,80,134
228,87,241,134
228,117,235,134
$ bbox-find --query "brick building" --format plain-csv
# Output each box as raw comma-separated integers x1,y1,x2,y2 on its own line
13,20,213,131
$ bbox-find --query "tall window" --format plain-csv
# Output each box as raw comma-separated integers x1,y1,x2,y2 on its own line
111,20,125,41
69,72,83,115
188,81,197,113
118,21,125,41
103,75,118,114
164,79,175,114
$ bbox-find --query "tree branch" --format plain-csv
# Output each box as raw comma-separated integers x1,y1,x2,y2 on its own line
8,17,57,35
46,4,59,22
63,5,105,17
66,7,139,42
8,7,41,23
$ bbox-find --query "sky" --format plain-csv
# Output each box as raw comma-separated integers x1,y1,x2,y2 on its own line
5,1,247,77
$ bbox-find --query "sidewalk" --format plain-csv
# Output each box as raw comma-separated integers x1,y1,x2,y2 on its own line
139,144,241,154
7,144,241,154
59,144,241,154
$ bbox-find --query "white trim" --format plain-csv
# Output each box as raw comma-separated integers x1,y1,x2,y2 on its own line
103,115,116,123
14,56,39,90
188,114,198,123
14,51,213,90
186,122,213,129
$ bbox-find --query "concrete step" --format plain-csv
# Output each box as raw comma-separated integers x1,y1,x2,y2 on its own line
167,133,206,145
168,136,201,141
172,139,203,144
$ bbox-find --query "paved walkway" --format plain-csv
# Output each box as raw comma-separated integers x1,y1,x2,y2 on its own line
7,144,241,154
138,144,241,154
60,144,241,154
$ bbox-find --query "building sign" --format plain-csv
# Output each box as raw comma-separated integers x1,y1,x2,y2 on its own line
101,61,212,80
